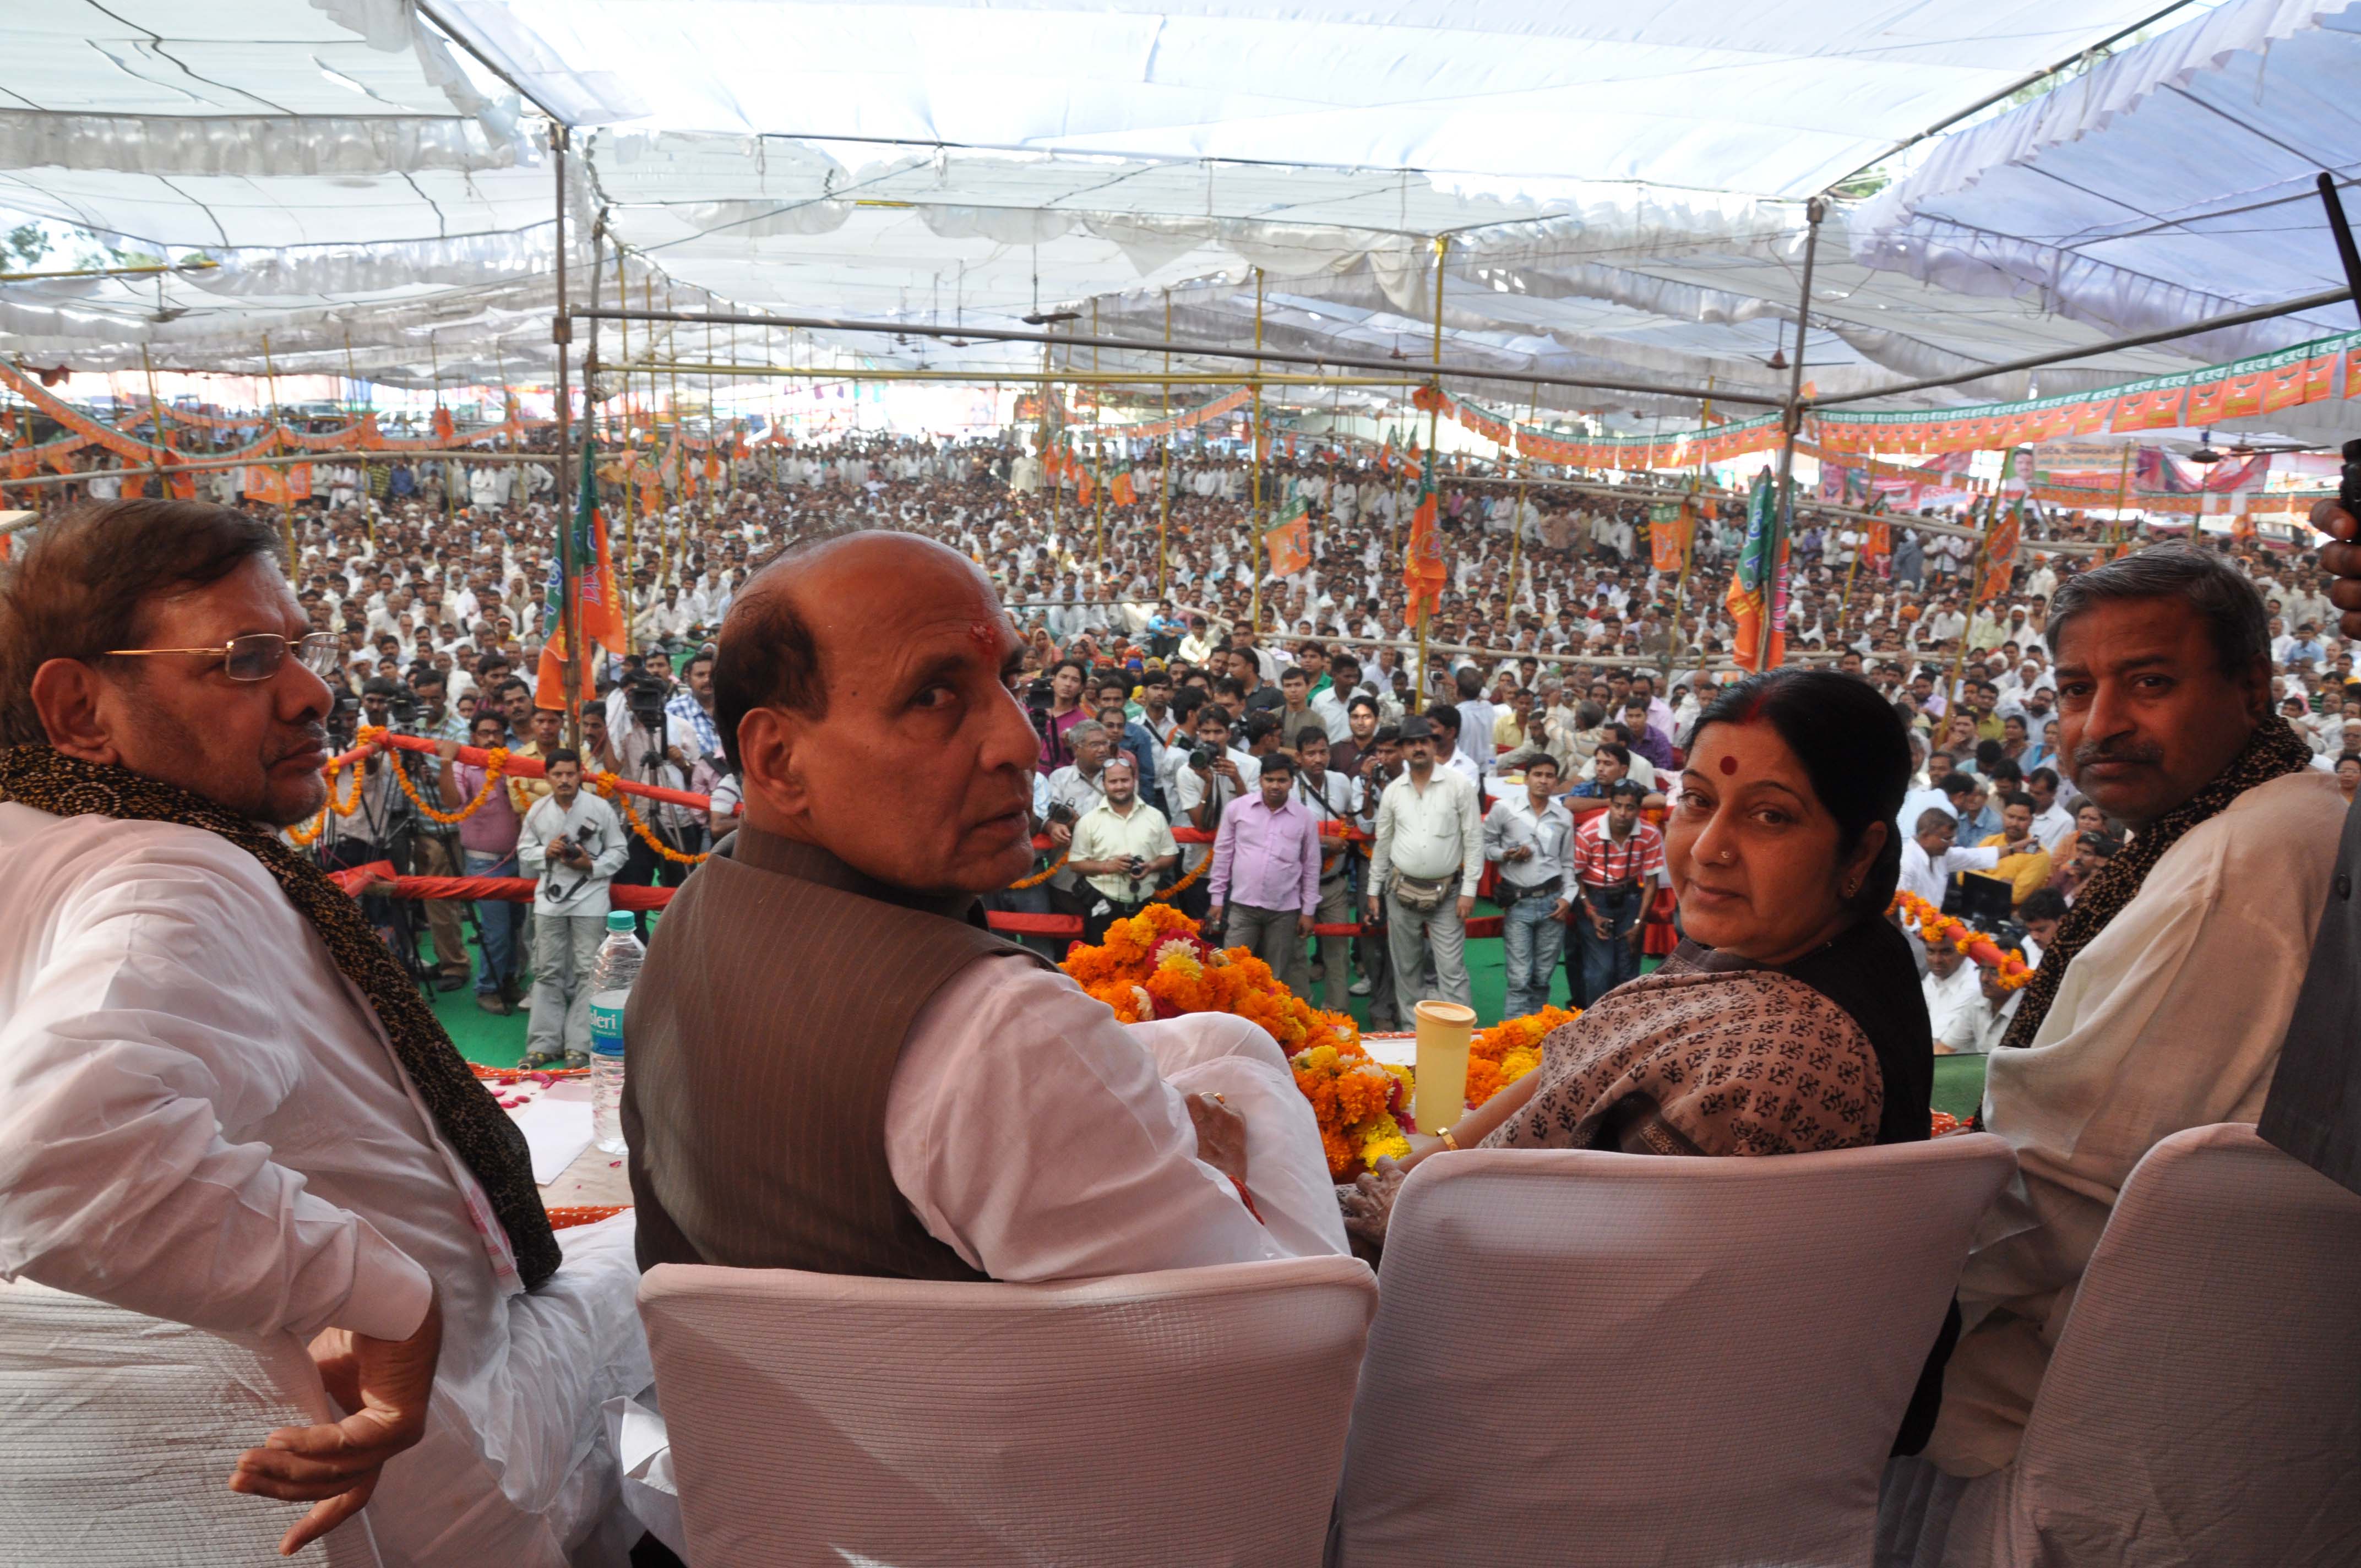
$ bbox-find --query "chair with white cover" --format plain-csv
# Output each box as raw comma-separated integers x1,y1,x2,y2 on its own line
1879,1121,2361,1568
0,1277,384,1566
1330,1135,2016,1568
638,1254,1377,1567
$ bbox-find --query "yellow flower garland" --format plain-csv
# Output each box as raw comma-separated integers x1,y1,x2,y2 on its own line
381,741,512,825
285,752,366,846
591,772,711,866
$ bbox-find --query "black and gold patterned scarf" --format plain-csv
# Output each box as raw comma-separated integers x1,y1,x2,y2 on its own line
1998,715,2315,1053
0,744,561,1289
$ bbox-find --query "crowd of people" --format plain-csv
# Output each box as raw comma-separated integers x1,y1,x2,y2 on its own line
19,421,2342,1037
3,419,2357,1565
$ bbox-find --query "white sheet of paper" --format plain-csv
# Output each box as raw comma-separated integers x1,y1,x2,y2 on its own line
509,1093,597,1184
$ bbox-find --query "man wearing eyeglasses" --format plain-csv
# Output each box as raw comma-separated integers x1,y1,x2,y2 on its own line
0,500,648,1566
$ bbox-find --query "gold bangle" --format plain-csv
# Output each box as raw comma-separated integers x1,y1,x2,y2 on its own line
1437,1128,1460,1151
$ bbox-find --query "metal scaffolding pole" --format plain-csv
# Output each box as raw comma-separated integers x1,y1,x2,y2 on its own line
1763,198,1825,672
552,122,581,748
568,306,1781,407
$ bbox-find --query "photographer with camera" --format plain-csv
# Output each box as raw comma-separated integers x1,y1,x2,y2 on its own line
1171,704,1260,922
394,669,476,990
610,671,705,933
1067,754,1178,944
515,750,628,1068
1031,656,1090,776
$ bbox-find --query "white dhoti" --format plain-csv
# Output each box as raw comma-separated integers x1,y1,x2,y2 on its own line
1134,1014,1351,1261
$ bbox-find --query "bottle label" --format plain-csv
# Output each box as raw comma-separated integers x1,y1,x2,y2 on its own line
589,997,625,1058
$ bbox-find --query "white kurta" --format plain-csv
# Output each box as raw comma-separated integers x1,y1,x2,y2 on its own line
886,958,1350,1276
1927,770,2347,1477
0,805,648,1567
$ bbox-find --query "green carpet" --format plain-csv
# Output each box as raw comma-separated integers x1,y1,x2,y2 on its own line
430,916,1990,1122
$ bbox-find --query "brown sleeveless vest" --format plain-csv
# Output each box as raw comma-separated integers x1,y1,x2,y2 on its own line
621,826,1051,1279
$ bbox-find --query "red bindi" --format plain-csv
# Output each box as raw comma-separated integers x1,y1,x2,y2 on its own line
1718,754,1739,775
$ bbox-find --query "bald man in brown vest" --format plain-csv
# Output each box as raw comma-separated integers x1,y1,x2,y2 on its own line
622,535,1347,1282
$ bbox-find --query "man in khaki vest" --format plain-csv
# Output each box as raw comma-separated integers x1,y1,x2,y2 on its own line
623,533,1347,1280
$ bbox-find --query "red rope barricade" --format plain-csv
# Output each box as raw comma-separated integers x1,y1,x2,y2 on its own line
331,732,713,811
327,864,1505,941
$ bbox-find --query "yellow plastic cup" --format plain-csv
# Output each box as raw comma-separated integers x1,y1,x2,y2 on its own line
1412,1000,1476,1135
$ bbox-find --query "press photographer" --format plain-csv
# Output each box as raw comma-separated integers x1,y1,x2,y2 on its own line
1065,754,1178,944
515,749,628,1068
611,670,705,930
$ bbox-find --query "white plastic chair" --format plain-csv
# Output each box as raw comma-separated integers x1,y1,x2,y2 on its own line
1331,1136,2016,1568
1880,1122,2361,1568
638,1254,1378,1567
0,1277,384,1566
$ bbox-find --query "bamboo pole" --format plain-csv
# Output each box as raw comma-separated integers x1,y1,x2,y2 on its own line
342,327,371,543
1418,235,1448,700
260,331,296,570
553,121,580,750
138,344,169,501
1091,300,1106,571
1158,288,1172,602
1763,197,1826,671
1508,385,1535,614
619,253,634,580
1250,266,1265,635
2109,444,2135,558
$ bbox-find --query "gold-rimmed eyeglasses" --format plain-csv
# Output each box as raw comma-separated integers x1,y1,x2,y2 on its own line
101,632,344,683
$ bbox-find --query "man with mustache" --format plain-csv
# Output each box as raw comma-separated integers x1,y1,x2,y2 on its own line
622,532,1348,1284
1923,546,2346,1479
0,501,648,1564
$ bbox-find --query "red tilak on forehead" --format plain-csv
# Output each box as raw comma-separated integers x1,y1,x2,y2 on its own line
1719,754,1739,775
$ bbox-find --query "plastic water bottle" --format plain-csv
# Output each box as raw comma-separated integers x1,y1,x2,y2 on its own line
587,911,644,1154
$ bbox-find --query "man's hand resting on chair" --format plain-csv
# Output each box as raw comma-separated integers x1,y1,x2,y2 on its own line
230,1287,444,1556
1187,1091,1250,1191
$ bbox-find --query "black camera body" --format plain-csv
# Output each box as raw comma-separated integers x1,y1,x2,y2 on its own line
625,676,669,726
1188,741,1225,770
1043,801,1079,830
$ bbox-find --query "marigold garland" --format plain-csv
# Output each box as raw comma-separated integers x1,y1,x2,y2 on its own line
1149,854,1210,902
1060,903,1392,1178
1008,850,1069,889
1889,890,2034,990
591,772,711,865
1466,1004,1580,1107
374,736,512,825
286,752,366,845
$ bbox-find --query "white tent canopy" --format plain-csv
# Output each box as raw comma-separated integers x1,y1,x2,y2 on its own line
1,0,2353,442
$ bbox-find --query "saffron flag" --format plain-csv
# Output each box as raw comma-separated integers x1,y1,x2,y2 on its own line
1863,514,1891,564
1402,446,1445,621
1724,473,1786,672
1647,502,1690,574
1979,499,2022,603
1111,464,1137,507
1076,465,1096,509
536,435,627,709
1266,498,1312,578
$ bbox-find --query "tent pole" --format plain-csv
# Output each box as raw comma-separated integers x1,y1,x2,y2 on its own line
1763,197,1824,672
261,331,295,573
1250,267,1265,637
1091,299,1106,572
553,121,580,749
1158,288,1171,603
1418,235,1449,699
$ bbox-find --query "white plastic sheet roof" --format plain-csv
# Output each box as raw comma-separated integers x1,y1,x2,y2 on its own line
2,0,2351,439
1853,0,2361,441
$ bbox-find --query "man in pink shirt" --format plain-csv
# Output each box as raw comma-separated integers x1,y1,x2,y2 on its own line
1206,751,1323,995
